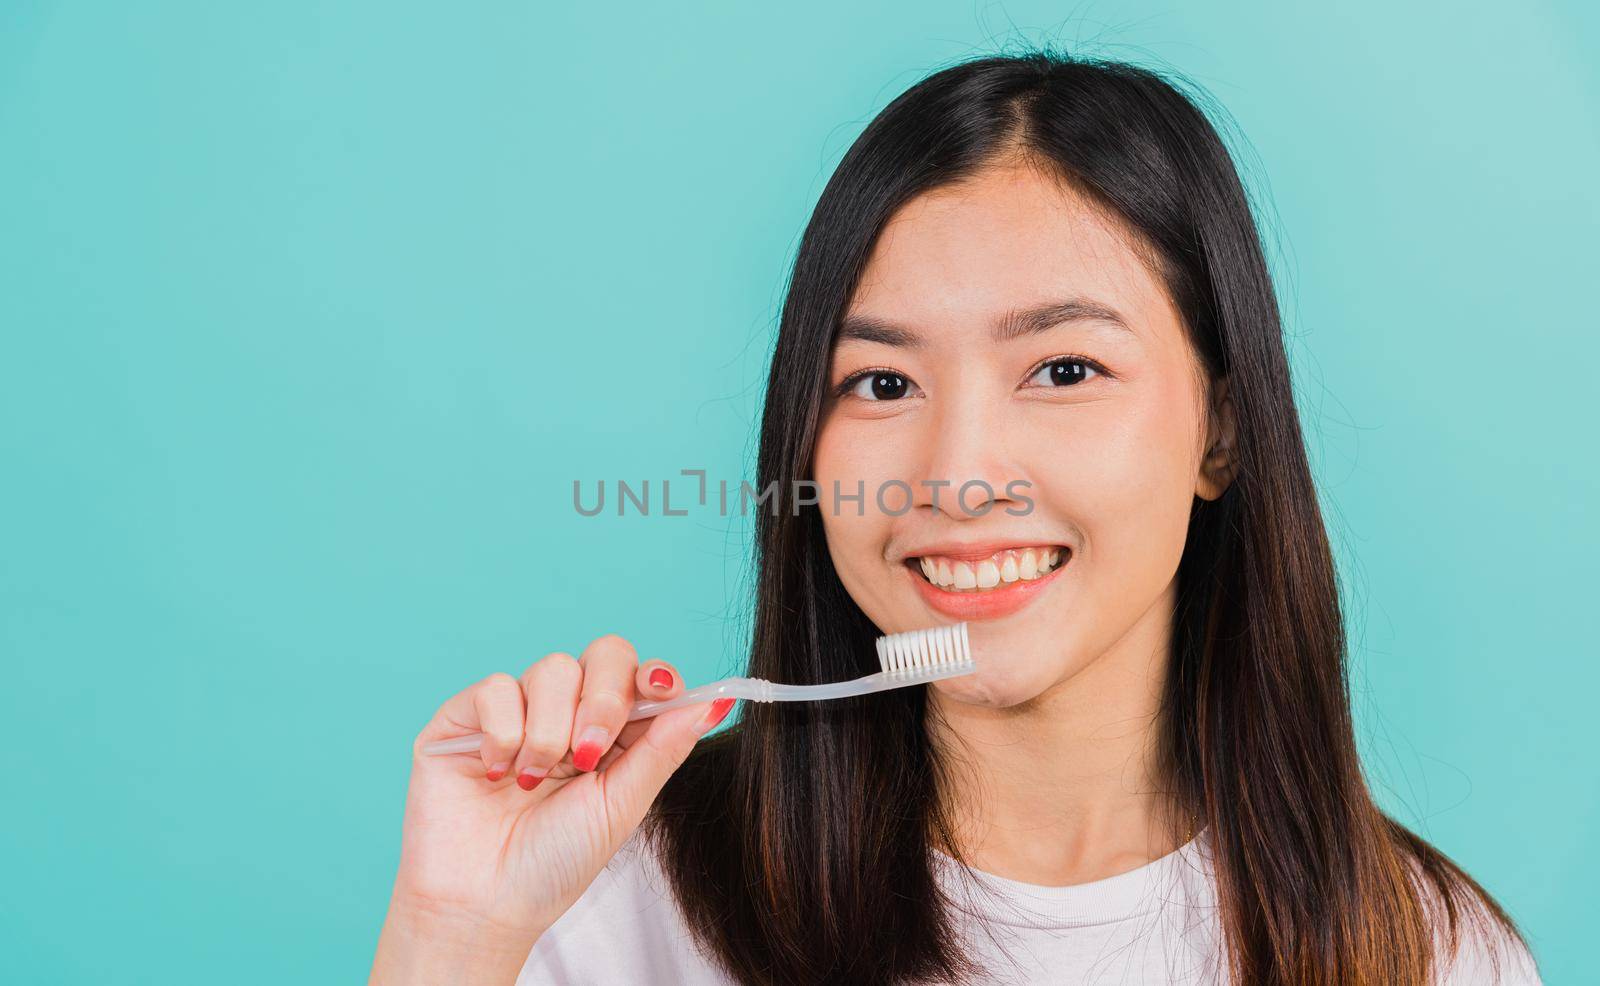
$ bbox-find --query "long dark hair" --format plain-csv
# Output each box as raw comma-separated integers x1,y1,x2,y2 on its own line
641,50,1534,985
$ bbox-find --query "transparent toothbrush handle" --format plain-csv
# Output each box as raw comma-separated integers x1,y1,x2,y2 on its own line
627,677,769,718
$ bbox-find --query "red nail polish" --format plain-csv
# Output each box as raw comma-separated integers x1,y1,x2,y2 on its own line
573,742,603,772
516,771,543,791
486,767,506,782
649,667,673,689
705,697,734,728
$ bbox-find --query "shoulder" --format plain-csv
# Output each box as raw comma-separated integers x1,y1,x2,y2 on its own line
1434,914,1542,986
1389,831,1543,986
515,830,736,986
1416,873,1543,986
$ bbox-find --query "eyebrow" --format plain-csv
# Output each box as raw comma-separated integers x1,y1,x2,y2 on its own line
836,296,1136,348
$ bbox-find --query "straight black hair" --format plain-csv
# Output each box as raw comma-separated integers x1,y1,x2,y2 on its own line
641,49,1536,985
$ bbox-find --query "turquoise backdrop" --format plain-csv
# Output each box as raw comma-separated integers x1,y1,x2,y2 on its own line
2,2,1593,982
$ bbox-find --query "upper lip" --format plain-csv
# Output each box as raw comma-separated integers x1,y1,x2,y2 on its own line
897,538,1071,563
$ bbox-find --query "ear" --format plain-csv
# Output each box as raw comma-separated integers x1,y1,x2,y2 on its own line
1196,375,1237,501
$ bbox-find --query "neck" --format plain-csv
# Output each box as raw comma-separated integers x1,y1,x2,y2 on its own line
926,577,1190,886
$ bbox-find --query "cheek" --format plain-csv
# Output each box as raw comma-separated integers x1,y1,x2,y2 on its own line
958,398,1195,698
814,412,927,517
813,416,911,592
815,411,910,484
1018,395,1198,573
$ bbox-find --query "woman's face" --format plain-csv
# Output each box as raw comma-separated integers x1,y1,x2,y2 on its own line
813,160,1234,708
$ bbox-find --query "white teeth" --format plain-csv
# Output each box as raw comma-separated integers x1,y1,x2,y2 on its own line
976,560,1000,588
912,546,1068,592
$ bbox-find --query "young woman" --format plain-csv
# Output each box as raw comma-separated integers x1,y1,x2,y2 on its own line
369,52,1542,985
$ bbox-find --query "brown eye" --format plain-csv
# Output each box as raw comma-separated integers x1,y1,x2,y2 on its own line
845,370,920,401
871,373,907,399
1025,357,1103,388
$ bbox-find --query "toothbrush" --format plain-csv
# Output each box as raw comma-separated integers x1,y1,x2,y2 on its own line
420,622,973,757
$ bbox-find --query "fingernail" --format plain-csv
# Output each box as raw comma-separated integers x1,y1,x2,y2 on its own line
486,762,510,782
516,766,547,791
697,697,735,734
649,667,673,690
572,725,609,772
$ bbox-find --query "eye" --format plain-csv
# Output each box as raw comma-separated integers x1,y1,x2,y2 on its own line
838,369,923,402
1023,356,1107,388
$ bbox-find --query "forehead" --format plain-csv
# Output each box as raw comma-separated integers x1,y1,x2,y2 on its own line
845,164,1171,338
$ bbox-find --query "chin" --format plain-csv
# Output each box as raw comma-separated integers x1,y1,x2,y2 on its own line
927,659,1045,709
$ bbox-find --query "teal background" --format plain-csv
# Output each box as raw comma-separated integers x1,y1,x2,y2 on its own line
1,2,1593,982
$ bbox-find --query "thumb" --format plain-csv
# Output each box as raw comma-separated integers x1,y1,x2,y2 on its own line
597,698,734,843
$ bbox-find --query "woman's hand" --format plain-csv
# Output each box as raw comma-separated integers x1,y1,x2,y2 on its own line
369,634,733,985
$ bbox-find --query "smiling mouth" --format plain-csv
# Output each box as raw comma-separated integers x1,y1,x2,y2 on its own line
906,546,1070,593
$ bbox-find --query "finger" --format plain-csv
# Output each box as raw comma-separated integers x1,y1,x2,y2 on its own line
570,634,640,773
514,652,582,790
414,672,520,759
471,673,527,781
614,659,686,751
634,659,683,700
596,698,737,846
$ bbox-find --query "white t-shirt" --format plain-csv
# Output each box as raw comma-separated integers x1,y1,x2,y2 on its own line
517,826,1541,985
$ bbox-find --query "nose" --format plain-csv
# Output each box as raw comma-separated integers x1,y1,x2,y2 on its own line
908,389,1024,520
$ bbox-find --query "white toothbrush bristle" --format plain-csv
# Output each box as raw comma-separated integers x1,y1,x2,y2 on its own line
877,622,972,674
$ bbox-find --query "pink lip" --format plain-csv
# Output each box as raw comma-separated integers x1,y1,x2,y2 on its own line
903,549,1070,621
